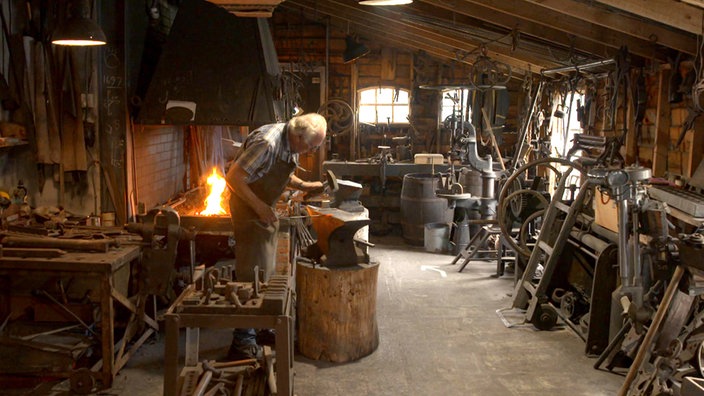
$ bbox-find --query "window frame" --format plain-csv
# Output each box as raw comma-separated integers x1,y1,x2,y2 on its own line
357,86,411,125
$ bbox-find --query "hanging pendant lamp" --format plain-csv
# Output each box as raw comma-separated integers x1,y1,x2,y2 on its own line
358,0,413,5
343,35,370,63
52,0,107,46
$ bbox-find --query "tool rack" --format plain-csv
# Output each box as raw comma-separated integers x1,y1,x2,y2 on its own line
163,278,294,396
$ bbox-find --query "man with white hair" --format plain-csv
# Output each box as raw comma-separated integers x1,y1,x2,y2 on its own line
225,112,327,360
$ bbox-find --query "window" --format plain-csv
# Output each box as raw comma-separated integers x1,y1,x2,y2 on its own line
358,87,410,124
440,88,472,126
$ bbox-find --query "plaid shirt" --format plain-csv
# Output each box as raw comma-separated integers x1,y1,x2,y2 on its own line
235,122,298,183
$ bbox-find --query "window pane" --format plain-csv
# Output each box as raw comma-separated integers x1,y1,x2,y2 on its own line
377,88,393,104
396,89,409,103
358,87,410,125
359,105,376,123
440,89,469,122
376,105,393,123
393,105,409,123
360,89,376,103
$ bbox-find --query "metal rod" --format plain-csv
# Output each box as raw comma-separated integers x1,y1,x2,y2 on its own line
38,290,98,337
542,58,615,75
594,319,632,370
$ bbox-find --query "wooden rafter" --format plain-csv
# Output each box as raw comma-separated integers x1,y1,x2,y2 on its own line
593,0,704,36
417,0,611,61
284,0,559,73
517,0,696,55
458,0,669,60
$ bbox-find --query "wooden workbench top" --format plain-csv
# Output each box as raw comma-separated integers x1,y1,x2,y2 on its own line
0,243,141,273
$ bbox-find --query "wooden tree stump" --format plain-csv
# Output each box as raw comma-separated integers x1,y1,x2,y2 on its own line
296,261,380,363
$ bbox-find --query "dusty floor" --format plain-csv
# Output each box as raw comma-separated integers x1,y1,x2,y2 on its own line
25,235,624,395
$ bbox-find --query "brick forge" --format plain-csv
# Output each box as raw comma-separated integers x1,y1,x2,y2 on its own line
275,227,291,276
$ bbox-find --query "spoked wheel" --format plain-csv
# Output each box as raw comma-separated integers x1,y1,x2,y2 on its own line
497,157,585,259
317,99,354,137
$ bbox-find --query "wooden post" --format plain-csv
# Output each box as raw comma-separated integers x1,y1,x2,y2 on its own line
652,66,671,177
296,262,380,363
684,116,704,177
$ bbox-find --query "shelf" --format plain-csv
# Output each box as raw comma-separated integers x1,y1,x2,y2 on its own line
0,139,28,148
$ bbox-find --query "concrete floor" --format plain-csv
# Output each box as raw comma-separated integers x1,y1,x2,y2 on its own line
39,234,624,395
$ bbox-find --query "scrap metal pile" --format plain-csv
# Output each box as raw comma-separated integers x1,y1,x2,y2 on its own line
178,357,276,396
176,266,291,316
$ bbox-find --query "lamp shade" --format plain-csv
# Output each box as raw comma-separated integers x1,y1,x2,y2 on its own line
343,35,370,63
359,0,413,5
51,0,107,46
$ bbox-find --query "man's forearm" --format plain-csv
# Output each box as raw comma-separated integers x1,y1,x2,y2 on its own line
288,174,323,192
288,174,305,189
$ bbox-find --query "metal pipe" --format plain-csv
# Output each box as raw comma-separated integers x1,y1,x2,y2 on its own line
631,195,642,287
569,229,611,254
617,194,631,287
542,58,616,75
590,223,619,244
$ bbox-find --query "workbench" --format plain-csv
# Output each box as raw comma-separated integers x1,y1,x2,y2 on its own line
0,244,145,390
322,160,450,179
163,282,294,396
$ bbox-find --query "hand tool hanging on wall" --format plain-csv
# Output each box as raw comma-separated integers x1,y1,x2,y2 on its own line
0,4,35,148
32,39,53,164
60,50,88,172
632,68,647,161
669,52,684,104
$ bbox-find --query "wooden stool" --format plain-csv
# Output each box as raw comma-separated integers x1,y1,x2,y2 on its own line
452,225,502,273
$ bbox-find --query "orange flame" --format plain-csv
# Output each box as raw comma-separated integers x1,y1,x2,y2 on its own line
199,167,227,216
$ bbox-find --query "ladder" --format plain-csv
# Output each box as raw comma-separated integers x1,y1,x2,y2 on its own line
452,225,502,272
511,169,590,330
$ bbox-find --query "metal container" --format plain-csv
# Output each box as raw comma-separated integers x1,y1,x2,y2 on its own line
458,167,483,197
400,173,453,246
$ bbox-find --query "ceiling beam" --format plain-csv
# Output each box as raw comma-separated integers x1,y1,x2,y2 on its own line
459,0,668,60
518,0,696,54
277,3,471,63
418,0,611,60
284,0,558,72
593,0,704,36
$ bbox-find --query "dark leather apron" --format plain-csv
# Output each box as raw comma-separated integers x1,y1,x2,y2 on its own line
229,156,295,282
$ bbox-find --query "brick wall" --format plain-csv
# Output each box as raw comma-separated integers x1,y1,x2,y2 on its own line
276,230,291,275
133,125,186,209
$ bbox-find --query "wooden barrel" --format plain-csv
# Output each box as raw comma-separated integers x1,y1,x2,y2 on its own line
400,173,453,246
296,262,379,363
458,167,483,197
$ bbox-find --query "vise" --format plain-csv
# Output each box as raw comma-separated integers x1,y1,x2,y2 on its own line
125,206,196,296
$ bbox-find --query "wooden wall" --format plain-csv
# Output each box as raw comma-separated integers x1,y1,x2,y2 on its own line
270,12,520,164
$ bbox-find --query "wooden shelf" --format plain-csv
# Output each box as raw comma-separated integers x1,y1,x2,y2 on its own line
0,139,28,148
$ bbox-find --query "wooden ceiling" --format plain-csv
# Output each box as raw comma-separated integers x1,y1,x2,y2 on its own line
276,0,703,75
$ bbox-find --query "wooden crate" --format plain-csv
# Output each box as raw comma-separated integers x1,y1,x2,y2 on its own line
593,189,618,233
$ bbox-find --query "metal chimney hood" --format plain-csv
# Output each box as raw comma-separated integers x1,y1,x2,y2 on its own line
135,0,283,126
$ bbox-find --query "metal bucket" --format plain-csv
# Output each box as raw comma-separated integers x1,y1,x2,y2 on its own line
400,173,453,246
424,222,450,253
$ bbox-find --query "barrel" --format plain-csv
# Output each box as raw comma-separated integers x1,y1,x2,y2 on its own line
400,173,453,246
458,168,483,197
